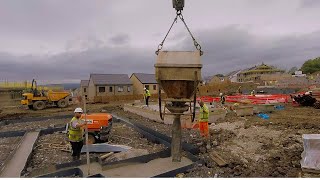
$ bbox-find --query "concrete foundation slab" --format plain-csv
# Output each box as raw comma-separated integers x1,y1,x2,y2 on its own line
124,104,193,125
78,157,193,177
81,143,131,153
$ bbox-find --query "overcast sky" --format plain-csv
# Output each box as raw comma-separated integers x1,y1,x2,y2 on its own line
0,0,320,83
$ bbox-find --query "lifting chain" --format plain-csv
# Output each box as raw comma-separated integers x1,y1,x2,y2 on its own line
155,10,203,56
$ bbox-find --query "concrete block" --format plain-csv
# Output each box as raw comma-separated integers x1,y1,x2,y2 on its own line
301,134,320,172
234,106,253,116
253,104,275,114
208,108,227,123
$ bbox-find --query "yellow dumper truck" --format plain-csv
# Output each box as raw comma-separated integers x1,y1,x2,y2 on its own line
21,79,71,110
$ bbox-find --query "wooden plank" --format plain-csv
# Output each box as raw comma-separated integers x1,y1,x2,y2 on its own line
209,151,227,167
100,152,114,160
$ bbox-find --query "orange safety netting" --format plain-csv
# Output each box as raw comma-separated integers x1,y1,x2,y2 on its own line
197,94,290,105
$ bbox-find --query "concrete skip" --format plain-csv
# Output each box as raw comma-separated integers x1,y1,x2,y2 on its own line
0,131,40,177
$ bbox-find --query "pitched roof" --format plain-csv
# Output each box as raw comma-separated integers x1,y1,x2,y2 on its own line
90,74,132,85
80,80,89,87
225,70,242,77
132,73,157,84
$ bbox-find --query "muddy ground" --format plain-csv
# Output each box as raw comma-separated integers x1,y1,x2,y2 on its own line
101,103,320,178
1,101,320,177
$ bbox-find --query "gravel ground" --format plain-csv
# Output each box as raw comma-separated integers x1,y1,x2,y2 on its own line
109,122,166,153
99,104,320,178
106,105,202,144
0,118,69,132
0,137,21,170
23,132,78,177
3,102,320,178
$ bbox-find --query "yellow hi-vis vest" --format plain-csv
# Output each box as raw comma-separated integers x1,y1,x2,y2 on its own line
68,117,83,142
200,104,209,122
145,89,151,97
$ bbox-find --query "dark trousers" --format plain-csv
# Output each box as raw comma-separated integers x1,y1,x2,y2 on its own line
146,96,150,106
70,140,83,159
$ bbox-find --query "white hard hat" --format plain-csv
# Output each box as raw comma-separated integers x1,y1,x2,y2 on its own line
219,93,223,96
144,88,146,90
74,107,83,113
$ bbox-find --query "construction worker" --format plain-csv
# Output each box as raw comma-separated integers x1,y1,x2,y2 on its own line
220,93,225,105
238,86,242,94
198,101,210,146
144,87,151,106
68,107,87,161
251,90,255,96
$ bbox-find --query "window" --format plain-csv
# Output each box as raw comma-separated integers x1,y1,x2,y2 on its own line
83,88,87,93
153,85,157,90
85,95,88,99
118,86,124,92
145,85,149,90
109,86,113,92
98,87,105,93
127,86,131,92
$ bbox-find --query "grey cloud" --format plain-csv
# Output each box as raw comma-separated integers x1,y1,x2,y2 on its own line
1,25,319,83
178,26,320,75
299,0,320,8
1,0,320,82
0,46,154,82
0,0,110,41
109,34,130,45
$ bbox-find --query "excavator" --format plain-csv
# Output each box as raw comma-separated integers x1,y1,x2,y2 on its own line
21,79,71,110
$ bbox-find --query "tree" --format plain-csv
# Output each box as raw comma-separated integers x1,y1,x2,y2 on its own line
215,74,224,77
300,57,320,74
288,67,298,75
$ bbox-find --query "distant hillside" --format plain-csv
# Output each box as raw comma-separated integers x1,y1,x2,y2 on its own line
44,83,80,90
62,83,80,90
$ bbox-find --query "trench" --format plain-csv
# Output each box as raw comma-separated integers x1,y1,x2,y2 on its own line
0,115,201,178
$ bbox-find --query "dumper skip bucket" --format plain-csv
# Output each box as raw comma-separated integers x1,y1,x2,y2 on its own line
155,51,202,99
